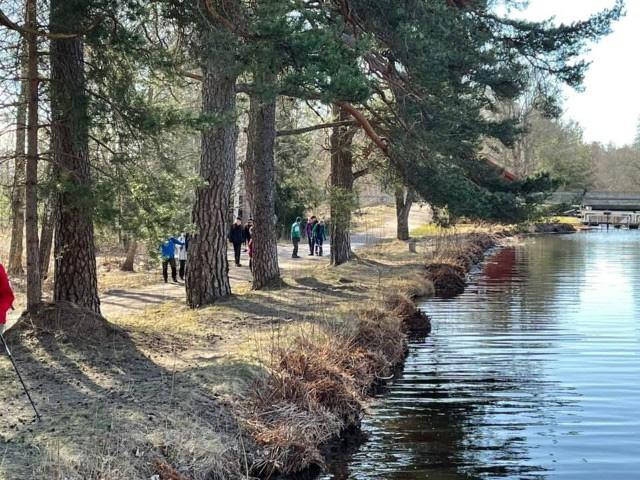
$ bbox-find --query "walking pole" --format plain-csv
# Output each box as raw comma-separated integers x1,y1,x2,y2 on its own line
0,332,41,420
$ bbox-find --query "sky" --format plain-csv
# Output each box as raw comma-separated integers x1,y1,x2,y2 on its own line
506,0,640,146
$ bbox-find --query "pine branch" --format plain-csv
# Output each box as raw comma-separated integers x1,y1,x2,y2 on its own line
335,101,389,155
0,7,102,40
276,120,356,137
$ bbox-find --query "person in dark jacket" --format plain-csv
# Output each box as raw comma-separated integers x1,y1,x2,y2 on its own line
247,226,254,271
313,219,327,256
229,217,245,266
161,236,184,283
243,219,253,253
306,216,317,256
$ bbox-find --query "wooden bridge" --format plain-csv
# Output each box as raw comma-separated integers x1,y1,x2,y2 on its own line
548,191,640,228
580,192,640,228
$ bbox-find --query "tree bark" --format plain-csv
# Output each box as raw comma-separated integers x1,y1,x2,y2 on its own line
395,185,415,241
8,38,27,276
185,58,238,307
50,0,100,313
330,107,358,266
245,92,280,289
120,238,137,272
38,200,56,280
24,0,41,310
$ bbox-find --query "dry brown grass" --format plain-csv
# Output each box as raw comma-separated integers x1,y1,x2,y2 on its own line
0,218,508,479
384,292,431,332
424,232,500,298
246,306,408,477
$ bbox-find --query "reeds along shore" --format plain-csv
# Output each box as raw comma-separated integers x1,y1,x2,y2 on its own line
246,232,502,478
425,232,502,298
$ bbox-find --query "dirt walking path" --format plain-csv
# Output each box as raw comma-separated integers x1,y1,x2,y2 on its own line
6,204,431,326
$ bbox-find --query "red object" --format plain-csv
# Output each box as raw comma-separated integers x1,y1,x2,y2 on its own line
483,157,517,182
0,263,15,325
248,239,254,258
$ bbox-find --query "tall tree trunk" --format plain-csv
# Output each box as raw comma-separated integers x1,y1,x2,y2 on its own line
395,185,415,241
38,200,56,280
120,238,137,272
25,0,41,310
8,39,27,276
245,92,280,289
330,108,357,266
185,59,238,307
50,1,100,313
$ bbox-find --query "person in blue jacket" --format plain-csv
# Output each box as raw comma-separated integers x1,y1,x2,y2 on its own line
160,236,184,283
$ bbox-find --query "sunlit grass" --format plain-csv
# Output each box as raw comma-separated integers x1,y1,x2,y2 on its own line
410,222,496,237
547,215,582,225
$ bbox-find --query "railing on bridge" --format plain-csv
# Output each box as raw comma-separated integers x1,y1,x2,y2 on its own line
544,191,640,228
580,192,640,229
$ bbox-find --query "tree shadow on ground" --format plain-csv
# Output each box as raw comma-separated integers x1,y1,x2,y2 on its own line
0,304,248,479
217,296,310,323
291,277,363,300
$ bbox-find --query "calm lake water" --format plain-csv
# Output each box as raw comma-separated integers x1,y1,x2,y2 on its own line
321,231,640,479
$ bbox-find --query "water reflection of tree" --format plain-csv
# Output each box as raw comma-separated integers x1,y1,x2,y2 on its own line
365,330,578,480
322,236,589,480
473,236,589,329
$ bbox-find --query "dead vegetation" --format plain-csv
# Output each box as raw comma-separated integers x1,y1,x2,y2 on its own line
532,222,577,234
0,224,508,479
384,292,431,333
246,307,408,477
243,263,440,477
424,232,501,298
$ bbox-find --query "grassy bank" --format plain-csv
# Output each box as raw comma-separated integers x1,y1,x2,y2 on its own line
0,229,503,479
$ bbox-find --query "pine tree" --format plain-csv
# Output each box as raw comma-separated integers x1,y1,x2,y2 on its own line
245,89,280,288
50,0,100,313
333,0,622,223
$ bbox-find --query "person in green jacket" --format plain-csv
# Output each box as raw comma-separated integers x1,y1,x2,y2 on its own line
291,217,302,258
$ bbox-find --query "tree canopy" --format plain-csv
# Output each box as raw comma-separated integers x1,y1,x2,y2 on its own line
0,0,624,307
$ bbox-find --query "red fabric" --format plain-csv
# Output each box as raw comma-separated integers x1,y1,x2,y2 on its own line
0,263,15,325
248,239,254,258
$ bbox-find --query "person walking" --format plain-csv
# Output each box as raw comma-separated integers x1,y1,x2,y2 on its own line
313,219,327,256
243,219,253,253
291,217,302,258
161,236,184,283
177,233,189,281
0,263,14,335
306,215,317,256
247,226,254,272
229,217,245,267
